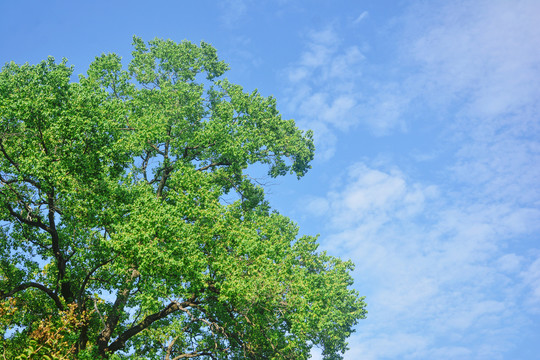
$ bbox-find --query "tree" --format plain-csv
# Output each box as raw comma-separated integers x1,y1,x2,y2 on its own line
0,37,366,359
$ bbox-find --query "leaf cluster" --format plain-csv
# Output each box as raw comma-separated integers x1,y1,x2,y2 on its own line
0,37,365,359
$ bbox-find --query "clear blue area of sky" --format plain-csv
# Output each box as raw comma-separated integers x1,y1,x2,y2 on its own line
2,1,539,359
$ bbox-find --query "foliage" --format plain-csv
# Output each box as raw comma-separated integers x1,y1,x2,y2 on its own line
0,37,366,359
3,302,93,360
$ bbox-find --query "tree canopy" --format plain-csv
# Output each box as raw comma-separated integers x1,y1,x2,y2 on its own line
0,37,366,359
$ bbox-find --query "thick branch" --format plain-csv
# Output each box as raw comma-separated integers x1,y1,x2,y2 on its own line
46,191,73,302
1,282,64,311
104,296,198,355
156,135,171,199
156,165,171,199
96,267,140,355
97,288,130,352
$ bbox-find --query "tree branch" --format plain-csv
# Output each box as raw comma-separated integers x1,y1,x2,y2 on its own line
96,268,138,351
156,165,171,199
147,141,166,156
104,296,198,355
1,282,64,311
171,349,217,360
77,256,118,304
140,151,152,183
4,202,51,233
46,190,73,302
156,134,171,199
0,139,21,172
196,161,230,172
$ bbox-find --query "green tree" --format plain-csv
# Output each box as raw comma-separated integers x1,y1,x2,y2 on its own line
0,37,366,359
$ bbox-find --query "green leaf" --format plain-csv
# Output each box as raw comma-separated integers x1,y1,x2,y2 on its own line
0,36,364,360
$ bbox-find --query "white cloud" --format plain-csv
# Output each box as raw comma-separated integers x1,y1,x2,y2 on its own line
300,0,540,358
348,332,429,360
324,163,436,228
497,254,524,273
304,196,329,217
408,0,540,117
401,0,540,215
283,27,370,157
312,160,536,358
356,85,409,135
282,24,410,157
521,256,540,312
284,0,540,157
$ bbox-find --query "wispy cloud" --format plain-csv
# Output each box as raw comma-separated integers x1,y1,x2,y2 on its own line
283,23,419,159
311,160,539,358
353,11,369,25
406,0,540,117
283,26,370,159
300,0,540,358
522,257,540,313
219,0,250,27
404,0,540,208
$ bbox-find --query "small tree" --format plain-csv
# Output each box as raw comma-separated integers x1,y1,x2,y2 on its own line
0,37,366,359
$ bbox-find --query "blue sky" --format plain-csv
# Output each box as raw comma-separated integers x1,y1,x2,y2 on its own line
2,0,539,359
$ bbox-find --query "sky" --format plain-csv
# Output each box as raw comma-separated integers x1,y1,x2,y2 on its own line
1,0,539,359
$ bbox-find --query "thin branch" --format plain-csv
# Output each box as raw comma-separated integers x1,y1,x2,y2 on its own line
196,161,230,172
0,176,43,191
165,336,179,360
35,120,49,156
147,142,166,156
94,296,107,332
171,349,217,360
0,132,23,139
77,256,118,304
141,151,152,183
4,202,51,233
19,225,51,252
0,139,20,172
182,141,216,160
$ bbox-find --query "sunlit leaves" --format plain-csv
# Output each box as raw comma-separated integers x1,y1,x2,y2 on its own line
0,37,364,359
